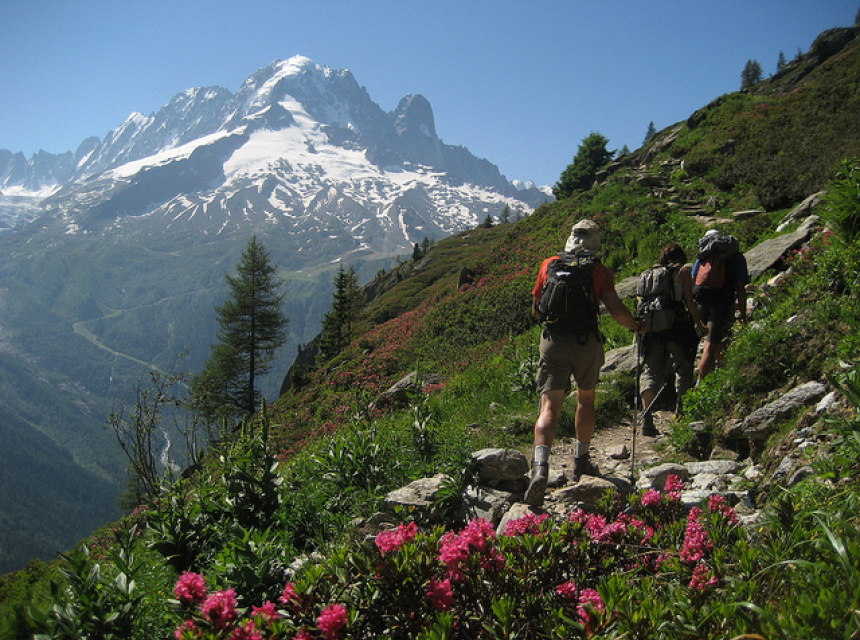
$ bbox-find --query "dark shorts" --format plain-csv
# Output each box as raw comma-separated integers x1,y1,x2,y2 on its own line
535,328,604,394
698,297,733,344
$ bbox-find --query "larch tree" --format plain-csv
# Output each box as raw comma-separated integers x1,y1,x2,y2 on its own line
191,236,289,425
318,264,362,362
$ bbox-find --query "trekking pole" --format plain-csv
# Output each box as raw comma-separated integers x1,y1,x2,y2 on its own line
631,332,642,485
642,382,669,421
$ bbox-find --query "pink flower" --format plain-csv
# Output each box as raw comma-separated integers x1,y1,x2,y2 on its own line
174,571,207,605
689,562,719,592
438,518,501,582
680,507,713,564
426,577,455,611
280,582,299,606
317,603,348,640
503,512,548,537
293,632,313,640
585,513,607,540
252,600,280,622
375,521,418,554
664,474,684,492
175,619,201,640
577,588,606,629
556,580,578,601
200,588,238,630
708,494,739,525
569,508,588,524
641,488,662,507
230,620,263,640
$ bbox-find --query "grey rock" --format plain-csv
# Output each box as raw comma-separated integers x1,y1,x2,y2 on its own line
686,460,741,476
473,448,530,484
744,215,820,280
385,473,450,510
741,380,827,440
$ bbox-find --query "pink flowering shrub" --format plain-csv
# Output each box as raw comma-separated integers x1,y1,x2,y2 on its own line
174,571,207,606
200,589,238,630
375,521,418,554
168,487,745,639
316,603,348,640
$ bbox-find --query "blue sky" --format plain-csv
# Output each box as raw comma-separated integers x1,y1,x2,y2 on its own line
1,1,856,187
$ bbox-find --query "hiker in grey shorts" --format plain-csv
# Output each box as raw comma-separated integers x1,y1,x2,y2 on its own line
638,243,708,436
525,219,644,507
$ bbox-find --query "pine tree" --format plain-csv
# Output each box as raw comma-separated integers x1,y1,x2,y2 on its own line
318,264,362,362
191,236,288,424
643,121,657,145
480,214,495,228
741,59,763,90
500,204,512,224
777,51,787,71
553,132,613,199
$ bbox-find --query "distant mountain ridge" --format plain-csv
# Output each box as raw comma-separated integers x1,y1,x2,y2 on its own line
1,55,546,236
0,55,549,573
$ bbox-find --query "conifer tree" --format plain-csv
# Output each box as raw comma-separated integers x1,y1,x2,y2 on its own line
553,132,613,199
191,236,288,424
318,264,362,362
741,59,763,89
643,121,657,145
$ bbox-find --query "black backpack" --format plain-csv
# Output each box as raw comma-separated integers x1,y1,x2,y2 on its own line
636,265,680,333
694,234,739,302
537,252,599,338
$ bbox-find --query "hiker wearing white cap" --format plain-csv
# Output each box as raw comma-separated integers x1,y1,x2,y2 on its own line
525,219,644,507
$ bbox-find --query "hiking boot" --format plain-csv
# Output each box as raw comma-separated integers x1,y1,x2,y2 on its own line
642,412,659,437
573,454,600,482
524,462,548,507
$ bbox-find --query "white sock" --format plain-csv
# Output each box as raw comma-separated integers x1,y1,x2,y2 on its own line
533,445,550,465
576,441,590,457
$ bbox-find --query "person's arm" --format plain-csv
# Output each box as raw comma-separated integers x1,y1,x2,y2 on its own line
532,292,541,319
679,267,707,335
735,282,748,322
601,290,643,333
733,254,750,322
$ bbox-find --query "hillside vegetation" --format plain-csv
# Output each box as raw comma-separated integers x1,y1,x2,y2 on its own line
2,25,860,640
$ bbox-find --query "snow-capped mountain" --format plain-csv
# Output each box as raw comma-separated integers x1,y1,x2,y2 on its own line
0,56,552,572
1,55,549,252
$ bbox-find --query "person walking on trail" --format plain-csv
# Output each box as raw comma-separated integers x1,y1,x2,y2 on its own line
525,219,644,508
692,229,750,385
637,243,708,437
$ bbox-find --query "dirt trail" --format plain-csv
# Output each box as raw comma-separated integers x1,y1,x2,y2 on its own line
541,409,676,495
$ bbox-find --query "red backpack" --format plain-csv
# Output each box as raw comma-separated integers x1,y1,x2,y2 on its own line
693,234,739,302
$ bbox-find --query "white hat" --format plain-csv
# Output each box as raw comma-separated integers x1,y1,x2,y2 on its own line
564,219,601,253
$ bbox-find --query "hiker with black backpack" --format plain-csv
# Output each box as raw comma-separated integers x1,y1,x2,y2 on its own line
636,243,708,436
692,229,750,384
524,219,644,507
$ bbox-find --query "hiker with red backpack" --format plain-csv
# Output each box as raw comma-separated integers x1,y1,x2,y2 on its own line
692,229,750,384
524,219,644,507
636,243,708,436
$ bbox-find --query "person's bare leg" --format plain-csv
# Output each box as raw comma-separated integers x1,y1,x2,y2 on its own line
573,387,600,480
525,389,565,506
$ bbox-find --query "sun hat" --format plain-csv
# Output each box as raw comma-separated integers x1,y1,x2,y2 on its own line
564,219,601,253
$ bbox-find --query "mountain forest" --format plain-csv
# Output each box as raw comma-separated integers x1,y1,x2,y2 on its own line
2,21,860,640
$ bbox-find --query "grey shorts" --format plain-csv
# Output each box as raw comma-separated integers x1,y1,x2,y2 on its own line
639,335,695,397
535,328,605,394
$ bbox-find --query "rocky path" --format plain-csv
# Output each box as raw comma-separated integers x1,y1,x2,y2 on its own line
544,410,672,492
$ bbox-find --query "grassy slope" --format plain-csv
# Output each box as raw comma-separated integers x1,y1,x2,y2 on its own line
2,25,860,640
